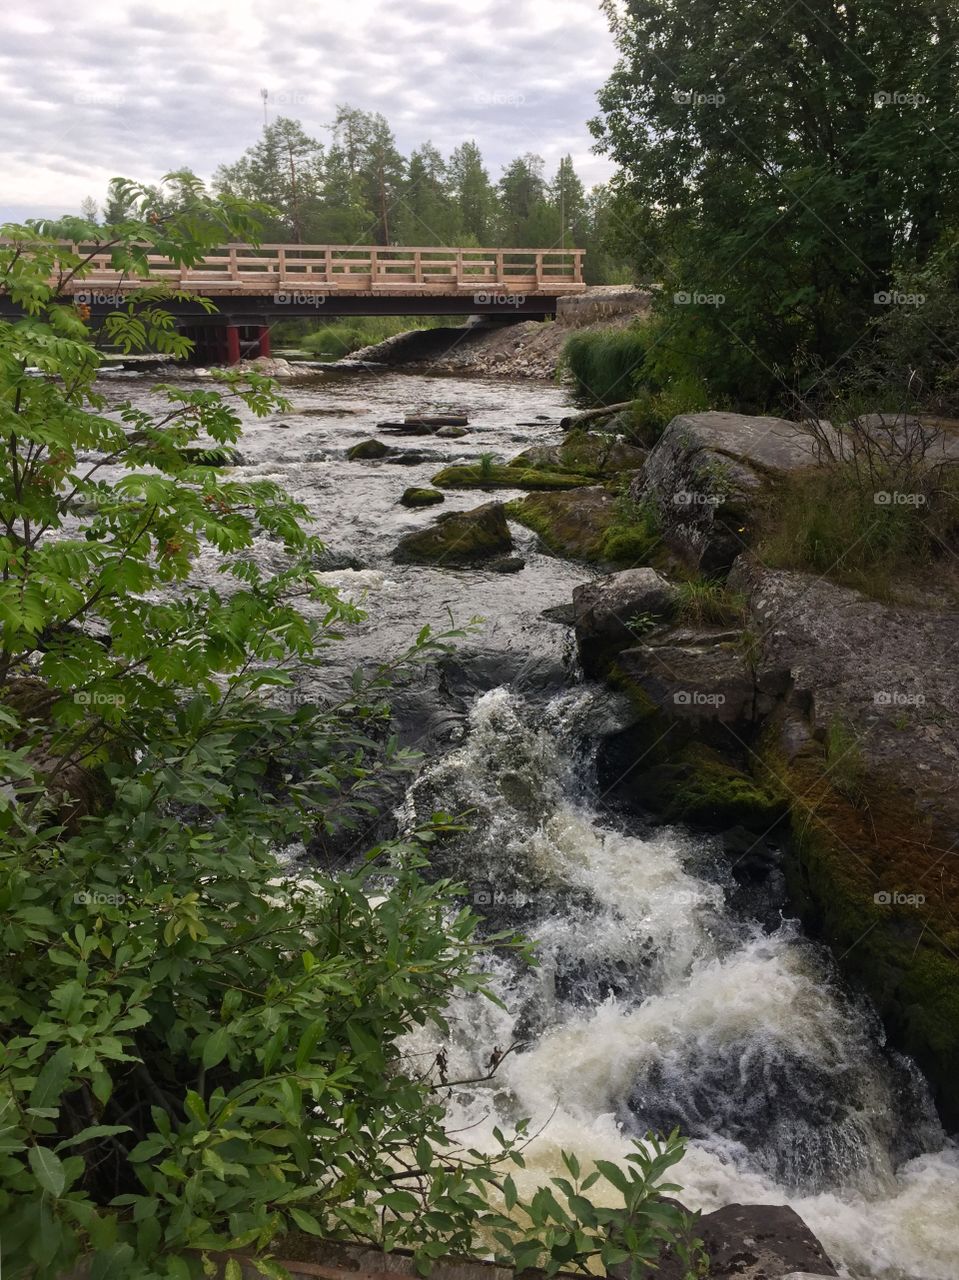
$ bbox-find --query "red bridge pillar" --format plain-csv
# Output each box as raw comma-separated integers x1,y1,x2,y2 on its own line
256,325,271,358
225,324,241,365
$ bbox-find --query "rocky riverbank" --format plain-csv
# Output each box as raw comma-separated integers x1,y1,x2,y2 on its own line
382,403,959,1136
346,285,652,380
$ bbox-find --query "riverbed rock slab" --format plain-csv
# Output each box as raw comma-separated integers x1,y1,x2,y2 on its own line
347,438,392,460
391,502,513,566
573,568,679,676
632,411,818,572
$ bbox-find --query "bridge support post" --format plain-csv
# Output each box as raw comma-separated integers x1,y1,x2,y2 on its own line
225,324,241,365
256,325,271,358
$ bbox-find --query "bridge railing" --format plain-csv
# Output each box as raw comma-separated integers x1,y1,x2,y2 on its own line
33,244,586,296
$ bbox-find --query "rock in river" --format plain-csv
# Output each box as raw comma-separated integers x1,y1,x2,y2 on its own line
391,502,513,567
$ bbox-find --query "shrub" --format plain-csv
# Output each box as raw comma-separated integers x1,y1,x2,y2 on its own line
674,578,746,627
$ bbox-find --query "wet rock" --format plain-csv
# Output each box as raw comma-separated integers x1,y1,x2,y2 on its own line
432,463,594,491
488,555,526,574
387,451,433,467
540,603,577,625
507,486,619,561
391,502,513,567
178,445,243,467
235,355,296,378
632,411,817,573
436,425,469,438
573,567,679,677
622,1203,838,1279
511,429,646,478
399,487,445,508
346,438,392,460
614,630,756,729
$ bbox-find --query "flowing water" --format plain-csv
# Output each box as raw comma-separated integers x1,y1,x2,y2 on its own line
100,364,959,1279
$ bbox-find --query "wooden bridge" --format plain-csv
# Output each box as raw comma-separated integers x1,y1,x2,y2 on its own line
56,243,585,311
1,241,586,363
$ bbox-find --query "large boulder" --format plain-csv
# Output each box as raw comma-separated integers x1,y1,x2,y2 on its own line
632,411,817,572
614,628,757,730
510,429,647,478
572,567,679,677
391,502,512,566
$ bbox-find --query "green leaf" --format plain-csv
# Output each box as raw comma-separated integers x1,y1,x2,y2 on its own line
202,1025,231,1069
28,1145,66,1197
289,1205,325,1235
30,1045,74,1109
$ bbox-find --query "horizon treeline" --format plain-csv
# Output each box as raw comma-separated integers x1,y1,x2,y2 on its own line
84,105,632,285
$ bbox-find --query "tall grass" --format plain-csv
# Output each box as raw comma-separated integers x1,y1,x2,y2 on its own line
563,326,652,405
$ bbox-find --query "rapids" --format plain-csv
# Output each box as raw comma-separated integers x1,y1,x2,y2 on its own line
100,364,959,1279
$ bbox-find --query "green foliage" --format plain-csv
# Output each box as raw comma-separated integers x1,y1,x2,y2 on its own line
601,495,662,565
563,325,652,406
0,187,699,1278
477,452,497,480
591,0,959,407
824,720,868,807
674,578,745,627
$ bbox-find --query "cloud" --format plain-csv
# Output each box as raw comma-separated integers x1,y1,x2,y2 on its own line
0,0,616,223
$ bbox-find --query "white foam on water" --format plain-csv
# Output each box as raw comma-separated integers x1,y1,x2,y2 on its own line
399,687,959,1280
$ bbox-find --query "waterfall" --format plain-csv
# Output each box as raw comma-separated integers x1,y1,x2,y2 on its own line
399,686,959,1280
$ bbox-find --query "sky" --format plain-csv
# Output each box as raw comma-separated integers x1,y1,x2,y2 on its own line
0,0,618,225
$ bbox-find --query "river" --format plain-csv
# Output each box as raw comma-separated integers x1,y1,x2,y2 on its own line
101,364,959,1280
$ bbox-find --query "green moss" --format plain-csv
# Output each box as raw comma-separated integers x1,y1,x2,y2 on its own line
432,463,594,491
399,487,444,508
347,439,391,460
509,430,646,479
628,743,786,830
506,489,618,561
392,502,511,566
767,738,959,1126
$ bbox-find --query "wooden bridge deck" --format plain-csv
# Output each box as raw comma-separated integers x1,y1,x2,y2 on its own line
51,243,586,299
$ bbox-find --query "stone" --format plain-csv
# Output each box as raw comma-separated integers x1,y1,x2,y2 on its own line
391,502,513,566
431,463,594,490
572,567,679,677
399,487,445,508
488,555,526,574
632,411,818,573
614,630,757,729
436,425,469,438
507,487,620,561
346,438,392,460
510,429,646,478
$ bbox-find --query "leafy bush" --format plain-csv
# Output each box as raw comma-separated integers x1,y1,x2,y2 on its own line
0,183,703,1278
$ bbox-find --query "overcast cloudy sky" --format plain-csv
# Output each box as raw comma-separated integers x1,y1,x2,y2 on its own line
0,0,618,224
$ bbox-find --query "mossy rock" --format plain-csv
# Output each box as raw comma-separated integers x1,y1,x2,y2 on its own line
431,463,594,491
391,502,512,566
347,438,392,460
399,487,444,508
509,429,646,478
506,487,620,561
764,734,959,1128
629,743,787,831
178,445,243,467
